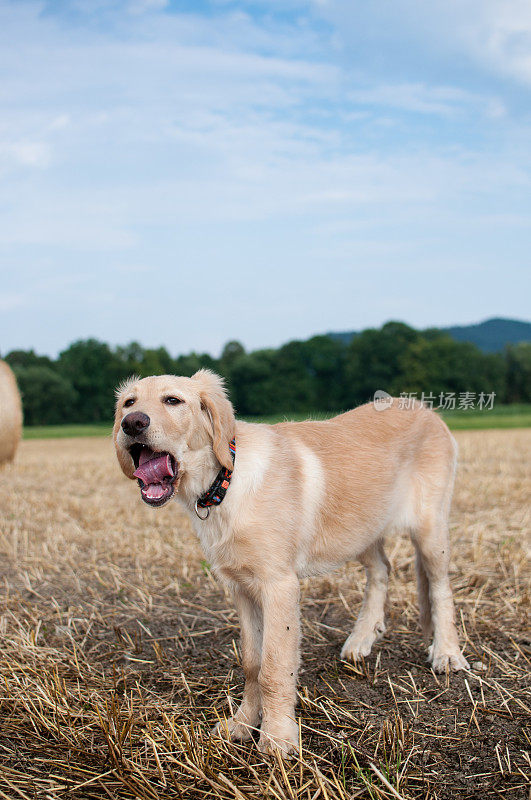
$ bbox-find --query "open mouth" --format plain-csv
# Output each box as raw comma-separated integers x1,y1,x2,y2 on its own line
129,444,179,507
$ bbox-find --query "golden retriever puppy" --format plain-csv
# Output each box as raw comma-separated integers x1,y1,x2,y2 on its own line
114,370,469,756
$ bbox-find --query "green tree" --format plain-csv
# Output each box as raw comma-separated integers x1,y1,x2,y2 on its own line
58,339,127,421
13,366,78,425
505,343,531,402
173,352,218,376
114,341,144,376
228,350,279,415
301,335,346,411
139,346,174,377
344,322,419,405
219,340,246,397
5,349,56,371
272,340,315,412
220,340,246,369
397,335,506,397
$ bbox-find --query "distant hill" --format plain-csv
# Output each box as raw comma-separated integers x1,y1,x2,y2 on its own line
443,318,531,352
327,317,531,353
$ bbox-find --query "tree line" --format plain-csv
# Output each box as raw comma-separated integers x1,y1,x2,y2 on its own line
3,322,530,425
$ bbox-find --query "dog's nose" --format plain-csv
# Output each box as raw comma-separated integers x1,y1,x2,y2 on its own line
121,411,150,437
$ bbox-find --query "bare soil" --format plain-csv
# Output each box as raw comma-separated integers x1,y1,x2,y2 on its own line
0,430,529,799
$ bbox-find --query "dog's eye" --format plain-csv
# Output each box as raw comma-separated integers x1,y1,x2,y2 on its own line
164,396,183,405
123,398,136,408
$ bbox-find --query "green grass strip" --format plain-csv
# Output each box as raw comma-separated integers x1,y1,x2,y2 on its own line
23,404,531,439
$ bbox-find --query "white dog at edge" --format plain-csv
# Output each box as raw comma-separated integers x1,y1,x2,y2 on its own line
113,370,469,756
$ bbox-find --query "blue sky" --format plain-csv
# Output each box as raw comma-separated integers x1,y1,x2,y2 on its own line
0,0,530,357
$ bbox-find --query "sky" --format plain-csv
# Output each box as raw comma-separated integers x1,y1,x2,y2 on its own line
0,0,530,358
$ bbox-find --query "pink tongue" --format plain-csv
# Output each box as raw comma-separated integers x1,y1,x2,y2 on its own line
138,448,155,467
134,453,174,485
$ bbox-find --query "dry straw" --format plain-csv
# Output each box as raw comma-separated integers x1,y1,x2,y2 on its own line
0,430,529,798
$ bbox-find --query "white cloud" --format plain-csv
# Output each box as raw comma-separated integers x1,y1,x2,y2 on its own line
127,0,168,13
453,0,531,85
348,83,503,118
0,292,28,312
319,0,531,87
0,141,50,171
48,114,71,131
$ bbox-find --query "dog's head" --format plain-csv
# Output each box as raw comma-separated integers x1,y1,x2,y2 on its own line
113,370,235,508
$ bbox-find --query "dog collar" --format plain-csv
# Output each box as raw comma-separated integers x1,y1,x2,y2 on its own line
194,437,236,520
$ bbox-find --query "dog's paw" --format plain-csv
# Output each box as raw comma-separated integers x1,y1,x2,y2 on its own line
340,621,385,662
428,643,469,672
212,716,254,742
257,719,299,758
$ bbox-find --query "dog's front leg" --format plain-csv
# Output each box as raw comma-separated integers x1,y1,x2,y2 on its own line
257,573,300,757
215,586,263,742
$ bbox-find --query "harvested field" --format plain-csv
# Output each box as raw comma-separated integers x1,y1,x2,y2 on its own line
0,430,529,799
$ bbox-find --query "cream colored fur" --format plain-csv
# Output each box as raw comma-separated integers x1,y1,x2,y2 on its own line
114,370,469,756
0,360,23,467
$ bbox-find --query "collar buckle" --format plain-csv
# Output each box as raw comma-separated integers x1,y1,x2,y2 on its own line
194,500,210,520
194,436,236,521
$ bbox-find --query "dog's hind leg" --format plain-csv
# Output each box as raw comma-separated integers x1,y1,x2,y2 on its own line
411,516,469,672
214,587,263,742
413,540,433,639
341,539,389,662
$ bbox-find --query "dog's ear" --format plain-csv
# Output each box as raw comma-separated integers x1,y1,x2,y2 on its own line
192,370,235,470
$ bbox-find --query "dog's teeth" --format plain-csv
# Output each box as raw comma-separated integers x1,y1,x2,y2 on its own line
144,484,166,501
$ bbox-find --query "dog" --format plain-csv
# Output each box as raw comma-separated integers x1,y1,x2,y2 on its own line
113,369,469,756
